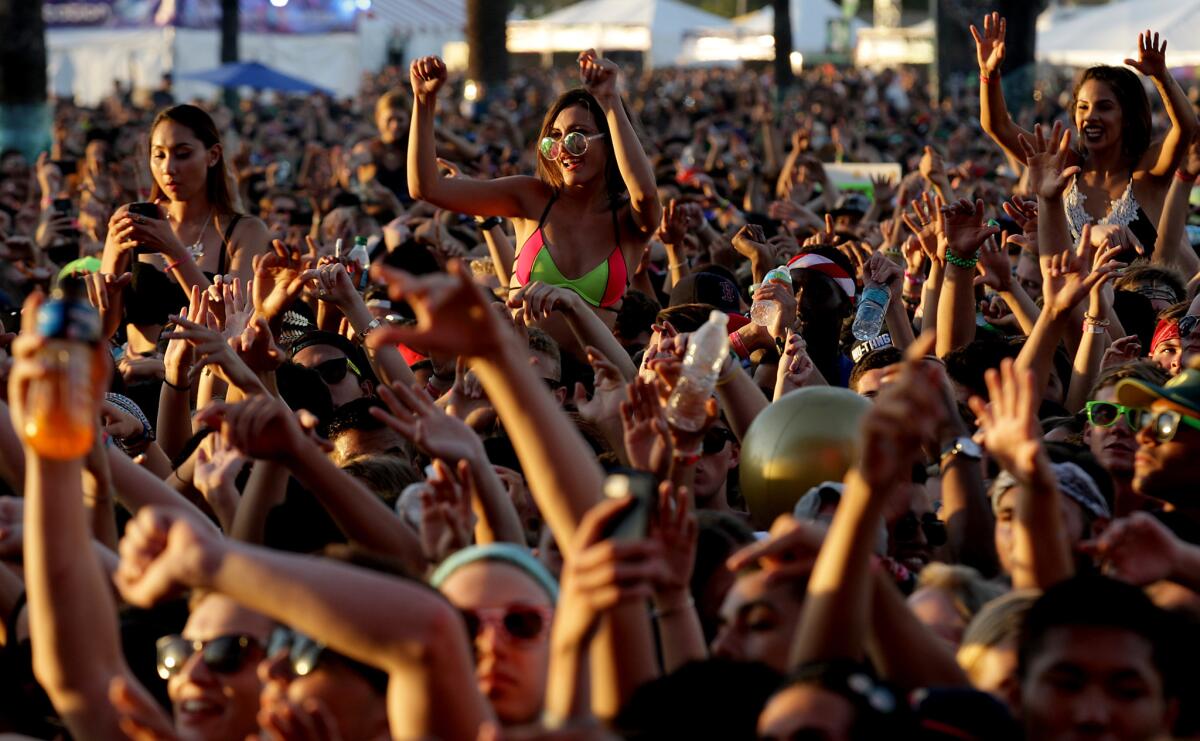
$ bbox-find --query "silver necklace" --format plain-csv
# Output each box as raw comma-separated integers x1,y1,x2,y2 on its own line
177,210,213,261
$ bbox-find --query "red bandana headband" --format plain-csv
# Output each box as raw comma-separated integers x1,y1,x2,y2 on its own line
1151,319,1181,356
786,253,856,300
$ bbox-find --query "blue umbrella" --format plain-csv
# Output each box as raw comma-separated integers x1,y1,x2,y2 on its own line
176,61,329,94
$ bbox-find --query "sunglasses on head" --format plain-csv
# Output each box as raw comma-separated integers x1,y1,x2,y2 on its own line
460,605,553,643
313,356,361,385
1085,400,1141,429
702,427,735,456
156,634,262,680
1132,407,1200,444
893,512,947,547
538,131,605,161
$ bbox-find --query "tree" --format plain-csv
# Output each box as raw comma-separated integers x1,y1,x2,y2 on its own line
772,0,794,98
0,0,48,157
220,0,238,64
467,0,509,91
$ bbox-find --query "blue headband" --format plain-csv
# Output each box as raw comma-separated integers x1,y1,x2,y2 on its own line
429,543,559,604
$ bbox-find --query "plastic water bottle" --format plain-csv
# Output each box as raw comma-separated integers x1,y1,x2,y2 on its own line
852,285,891,341
666,310,729,432
751,266,794,327
348,236,370,289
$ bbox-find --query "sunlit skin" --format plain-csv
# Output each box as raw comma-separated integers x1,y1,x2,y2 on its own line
257,648,388,739
1019,626,1175,741
150,120,219,206
437,562,553,726
1151,337,1181,377
169,596,273,741
994,487,1089,577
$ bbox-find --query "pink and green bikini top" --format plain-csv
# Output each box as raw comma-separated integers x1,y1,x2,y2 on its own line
514,195,628,309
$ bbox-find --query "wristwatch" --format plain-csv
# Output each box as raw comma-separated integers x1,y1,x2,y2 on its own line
356,317,383,346
940,436,982,465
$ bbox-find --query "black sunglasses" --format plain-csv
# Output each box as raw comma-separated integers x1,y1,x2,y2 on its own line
893,512,947,547
267,626,328,677
702,427,735,456
313,356,361,385
1179,314,1200,338
156,634,263,680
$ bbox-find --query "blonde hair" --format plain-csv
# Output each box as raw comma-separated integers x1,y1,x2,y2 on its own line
956,590,1038,682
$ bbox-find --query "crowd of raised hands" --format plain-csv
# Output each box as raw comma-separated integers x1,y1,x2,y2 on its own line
0,10,1200,741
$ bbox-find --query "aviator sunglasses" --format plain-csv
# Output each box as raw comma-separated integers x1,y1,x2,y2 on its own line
538,131,605,161
155,633,263,680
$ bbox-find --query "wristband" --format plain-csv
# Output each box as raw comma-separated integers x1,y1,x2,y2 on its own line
672,447,703,467
1084,324,1107,335
652,595,695,620
903,271,925,285
163,378,190,391
944,250,980,270
1083,313,1110,327
163,257,183,273
1177,169,1198,183
729,330,750,361
980,72,997,84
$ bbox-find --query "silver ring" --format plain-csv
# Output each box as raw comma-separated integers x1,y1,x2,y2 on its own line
317,288,328,298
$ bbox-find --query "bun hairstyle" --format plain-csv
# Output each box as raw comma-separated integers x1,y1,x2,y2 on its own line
1073,66,1152,162
148,104,240,213
535,89,627,209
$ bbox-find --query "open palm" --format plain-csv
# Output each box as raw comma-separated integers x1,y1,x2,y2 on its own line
1124,30,1167,79
970,12,1006,75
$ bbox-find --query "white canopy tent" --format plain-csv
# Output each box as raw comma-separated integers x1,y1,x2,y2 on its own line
679,0,865,65
46,0,465,105
508,0,732,68
1037,0,1200,67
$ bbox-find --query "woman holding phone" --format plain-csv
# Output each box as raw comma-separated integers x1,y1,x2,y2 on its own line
101,104,270,330
407,51,660,337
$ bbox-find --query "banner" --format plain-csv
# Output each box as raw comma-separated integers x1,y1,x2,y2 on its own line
44,0,361,33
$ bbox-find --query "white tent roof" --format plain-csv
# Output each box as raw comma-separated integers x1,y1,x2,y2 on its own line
1038,0,1200,66
733,0,865,54
366,0,465,33
508,0,732,67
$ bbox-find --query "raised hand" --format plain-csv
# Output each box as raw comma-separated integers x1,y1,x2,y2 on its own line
367,260,508,359
975,235,1013,292
193,431,246,531
726,513,826,586
573,346,626,427
1124,30,1168,79
1079,512,1182,586
970,12,1007,77
507,281,580,325
83,271,133,340
650,482,698,597
410,55,448,102
870,174,897,207
1100,335,1143,370
967,359,1042,481
732,223,771,263
752,280,797,341
419,460,474,564
1019,122,1080,199
578,49,620,104
620,378,672,477
901,192,944,266
194,394,314,463
659,199,690,246
234,316,286,374
164,310,264,395
253,239,306,322
114,507,221,608
939,198,1000,261
1042,225,1124,319
918,145,949,186
775,329,818,399
373,380,484,464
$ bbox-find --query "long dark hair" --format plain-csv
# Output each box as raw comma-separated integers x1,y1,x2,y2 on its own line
147,104,239,214
535,90,627,209
1073,66,1152,162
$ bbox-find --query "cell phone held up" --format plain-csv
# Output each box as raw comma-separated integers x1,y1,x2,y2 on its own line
599,470,657,542
127,202,160,255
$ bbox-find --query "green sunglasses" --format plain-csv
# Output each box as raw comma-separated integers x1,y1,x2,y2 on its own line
1084,401,1141,428
1131,407,1200,444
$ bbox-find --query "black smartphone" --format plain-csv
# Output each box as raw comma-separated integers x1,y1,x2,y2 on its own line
599,470,657,542
51,159,77,176
127,202,159,255
52,197,73,216
127,202,160,219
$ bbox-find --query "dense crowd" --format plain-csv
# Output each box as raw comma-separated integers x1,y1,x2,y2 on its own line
0,11,1199,740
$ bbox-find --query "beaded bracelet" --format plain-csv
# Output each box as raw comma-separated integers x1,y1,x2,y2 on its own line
944,250,980,269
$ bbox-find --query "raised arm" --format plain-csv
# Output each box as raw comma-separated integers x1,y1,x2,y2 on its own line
578,51,661,235
1153,139,1200,275
9,328,169,739
970,361,1073,590
972,13,1035,163
407,56,544,218
115,507,490,741
1125,31,1200,178
936,199,1000,357
508,282,637,382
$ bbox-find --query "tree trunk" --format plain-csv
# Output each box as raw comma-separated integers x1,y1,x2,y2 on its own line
0,0,49,157
467,0,509,91
221,0,239,63
772,0,793,99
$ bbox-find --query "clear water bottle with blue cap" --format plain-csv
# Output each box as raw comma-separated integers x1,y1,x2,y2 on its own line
852,285,890,341
666,310,729,432
751,266,794,327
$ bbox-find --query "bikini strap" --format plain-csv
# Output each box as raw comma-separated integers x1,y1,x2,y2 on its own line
536,193,558,230
217,213,244,276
